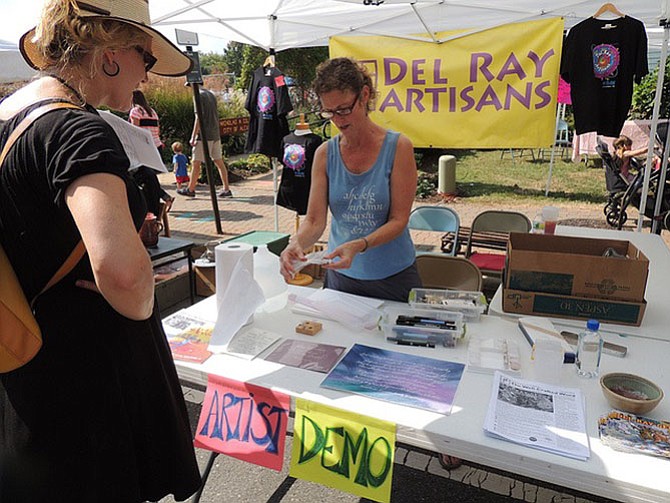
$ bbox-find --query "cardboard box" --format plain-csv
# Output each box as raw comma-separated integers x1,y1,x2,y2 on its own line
505,233,649,302
195,265,216,297
501,288,646,326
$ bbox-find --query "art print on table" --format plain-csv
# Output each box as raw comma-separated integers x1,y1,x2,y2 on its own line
264,339,346,373
321,344,465,415
195,375,290,471
162,311,213,363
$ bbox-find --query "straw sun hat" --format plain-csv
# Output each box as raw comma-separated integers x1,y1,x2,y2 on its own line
20,0,192,77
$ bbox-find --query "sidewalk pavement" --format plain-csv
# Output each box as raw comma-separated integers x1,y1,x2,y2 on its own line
159,168,637,250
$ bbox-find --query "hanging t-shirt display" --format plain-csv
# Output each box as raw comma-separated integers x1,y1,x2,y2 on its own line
244,65,293,158
277,132,322,215
560,16,648,137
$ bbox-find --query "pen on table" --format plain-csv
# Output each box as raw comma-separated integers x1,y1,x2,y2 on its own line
397,315,456,326
396,318,458,330
386,337,435,348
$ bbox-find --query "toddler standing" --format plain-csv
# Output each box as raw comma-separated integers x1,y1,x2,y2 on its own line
171,141,190,189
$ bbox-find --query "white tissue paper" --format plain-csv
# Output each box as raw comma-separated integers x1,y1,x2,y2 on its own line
209,243,265,352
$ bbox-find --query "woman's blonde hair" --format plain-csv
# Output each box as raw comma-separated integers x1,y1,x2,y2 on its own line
34,0,148,75
312,57,377,112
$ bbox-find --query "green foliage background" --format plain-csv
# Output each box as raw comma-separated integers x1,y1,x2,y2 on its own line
631,59,670,119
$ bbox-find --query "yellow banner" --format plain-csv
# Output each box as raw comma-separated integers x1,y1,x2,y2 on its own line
329,18,564,148
290,399,395,503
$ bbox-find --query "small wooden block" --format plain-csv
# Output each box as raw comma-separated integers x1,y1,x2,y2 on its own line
295,321,322,336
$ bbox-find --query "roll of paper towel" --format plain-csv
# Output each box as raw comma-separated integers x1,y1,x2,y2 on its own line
215,242,254,308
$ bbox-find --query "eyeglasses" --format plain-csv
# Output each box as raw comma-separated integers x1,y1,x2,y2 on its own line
134,46,157,72
319,94,360,119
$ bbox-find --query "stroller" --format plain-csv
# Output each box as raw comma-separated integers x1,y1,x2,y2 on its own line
597,135,670,230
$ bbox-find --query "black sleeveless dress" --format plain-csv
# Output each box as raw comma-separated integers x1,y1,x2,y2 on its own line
0,100,201,502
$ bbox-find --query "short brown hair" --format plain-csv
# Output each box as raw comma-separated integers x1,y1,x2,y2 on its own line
613,135,633,150
312,57,377,112
171,141,183,153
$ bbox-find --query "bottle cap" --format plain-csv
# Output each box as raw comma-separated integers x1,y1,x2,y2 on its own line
586,319,600,331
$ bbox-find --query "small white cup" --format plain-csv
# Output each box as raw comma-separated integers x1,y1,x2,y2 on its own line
530,338,564,383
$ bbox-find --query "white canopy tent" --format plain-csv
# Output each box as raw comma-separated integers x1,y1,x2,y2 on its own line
152,0,668,51
0,39,36,83
152,0,670,231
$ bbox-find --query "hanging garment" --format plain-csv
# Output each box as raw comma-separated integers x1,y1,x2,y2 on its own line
560,16,648,137
244,66,293,158
277,132,322,215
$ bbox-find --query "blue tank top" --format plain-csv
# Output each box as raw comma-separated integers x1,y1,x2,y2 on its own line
327,131,415,280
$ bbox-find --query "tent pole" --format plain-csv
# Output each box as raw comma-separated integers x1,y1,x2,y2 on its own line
545,103,562,196
637,20,669,232
652,20,670,234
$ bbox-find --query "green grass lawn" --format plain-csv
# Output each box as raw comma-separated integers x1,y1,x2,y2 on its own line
419,149,607,205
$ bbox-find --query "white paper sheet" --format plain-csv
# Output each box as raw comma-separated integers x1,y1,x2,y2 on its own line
98,110,167,173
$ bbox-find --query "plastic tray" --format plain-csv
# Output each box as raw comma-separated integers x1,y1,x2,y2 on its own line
408,288,487,322
381,307,465,347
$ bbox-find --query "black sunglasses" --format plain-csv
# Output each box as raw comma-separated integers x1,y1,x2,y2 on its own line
319,93,360,119
134,46,157,72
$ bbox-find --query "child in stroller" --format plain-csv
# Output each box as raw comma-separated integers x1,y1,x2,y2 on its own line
597,135,670,230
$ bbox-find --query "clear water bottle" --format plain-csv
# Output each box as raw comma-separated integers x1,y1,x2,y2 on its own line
576,319,603,378
253,245,288,313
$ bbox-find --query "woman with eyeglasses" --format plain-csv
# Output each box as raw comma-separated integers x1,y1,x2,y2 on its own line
280,57,422,302
0,1,201,501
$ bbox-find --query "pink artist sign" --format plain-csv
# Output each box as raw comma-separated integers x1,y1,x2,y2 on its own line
194,375,290,471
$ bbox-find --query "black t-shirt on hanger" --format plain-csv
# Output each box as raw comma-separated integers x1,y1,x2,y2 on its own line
277,132,322,215
244,65,293,158
561,16,648,137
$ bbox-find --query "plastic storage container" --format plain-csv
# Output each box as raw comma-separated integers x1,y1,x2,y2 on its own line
381,306,465,347
253,245,288,313
408,288,487,322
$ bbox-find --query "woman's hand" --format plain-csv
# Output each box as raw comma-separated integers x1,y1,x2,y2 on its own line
323,238,367,270
279,241,307,281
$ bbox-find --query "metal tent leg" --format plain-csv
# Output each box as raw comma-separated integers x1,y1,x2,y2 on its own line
190,452,219,503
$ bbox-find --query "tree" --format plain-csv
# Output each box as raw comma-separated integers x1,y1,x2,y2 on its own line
199,52,228,75
276,47,329,108
238,45,267,91
222,42,245,80
631,59,670,119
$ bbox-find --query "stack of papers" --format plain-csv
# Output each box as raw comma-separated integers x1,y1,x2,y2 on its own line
289,289,383,330
162,310,214,364
484,372,590,460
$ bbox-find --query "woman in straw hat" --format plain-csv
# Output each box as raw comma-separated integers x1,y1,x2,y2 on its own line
0,1,201,501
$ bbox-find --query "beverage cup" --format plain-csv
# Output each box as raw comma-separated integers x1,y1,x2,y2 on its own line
531,338,564,384
541,206,559,235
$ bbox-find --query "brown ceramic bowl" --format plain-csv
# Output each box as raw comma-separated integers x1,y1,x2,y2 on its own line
600,373,664,415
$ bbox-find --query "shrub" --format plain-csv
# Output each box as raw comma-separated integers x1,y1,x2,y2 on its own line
416,172,437,199
631,59,670,119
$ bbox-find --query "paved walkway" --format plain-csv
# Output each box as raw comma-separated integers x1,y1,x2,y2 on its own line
160,168,662,250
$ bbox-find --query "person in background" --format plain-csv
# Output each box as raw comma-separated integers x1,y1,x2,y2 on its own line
0,0,200,500
172,141,190,190
279,57,421,303
613,135,647,182
177,86,232,198
129,89,164,156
